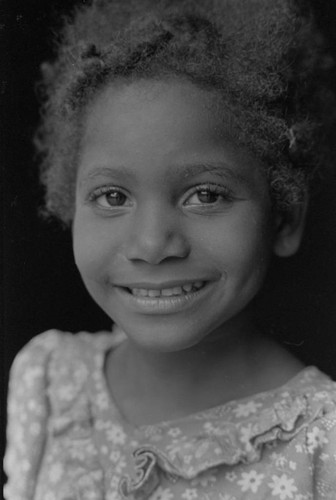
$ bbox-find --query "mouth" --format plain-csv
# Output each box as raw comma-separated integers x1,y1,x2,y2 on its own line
115,280,212,314
125,281,205,298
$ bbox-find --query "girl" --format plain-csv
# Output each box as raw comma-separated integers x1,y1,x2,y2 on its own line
4,0,336,498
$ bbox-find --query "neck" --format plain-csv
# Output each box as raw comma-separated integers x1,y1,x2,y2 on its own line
125,315,258,390
106,312,291,424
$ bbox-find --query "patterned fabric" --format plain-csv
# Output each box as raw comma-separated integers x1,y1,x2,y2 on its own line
4,329,336,500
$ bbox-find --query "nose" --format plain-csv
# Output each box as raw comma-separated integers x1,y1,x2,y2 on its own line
124,203,190,264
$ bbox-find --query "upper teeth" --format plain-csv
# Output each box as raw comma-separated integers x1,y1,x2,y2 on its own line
131,281,204,297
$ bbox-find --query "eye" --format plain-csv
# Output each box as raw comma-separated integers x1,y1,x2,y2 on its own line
89,186,131,208
184,184,234,206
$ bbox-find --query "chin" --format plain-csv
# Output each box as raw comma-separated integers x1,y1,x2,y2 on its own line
114,317,210,353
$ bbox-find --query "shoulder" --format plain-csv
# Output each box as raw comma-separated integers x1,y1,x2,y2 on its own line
8,329,118,411
292,366,336,410
302,372,336,498
10,329,114,375
287,367,336,489
277,367,336,439
5,330,104,500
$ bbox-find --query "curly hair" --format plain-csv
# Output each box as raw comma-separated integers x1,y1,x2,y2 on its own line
35,0,336,225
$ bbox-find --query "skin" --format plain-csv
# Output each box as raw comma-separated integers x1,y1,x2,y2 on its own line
73,78,304,425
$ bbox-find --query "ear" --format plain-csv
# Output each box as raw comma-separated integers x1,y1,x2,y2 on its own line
273,197,308,257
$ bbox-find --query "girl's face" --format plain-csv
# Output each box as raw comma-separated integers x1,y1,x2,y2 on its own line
74,79,274,352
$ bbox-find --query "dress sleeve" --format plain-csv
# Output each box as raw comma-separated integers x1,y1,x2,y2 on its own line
4,331,62,500
312,409,336,499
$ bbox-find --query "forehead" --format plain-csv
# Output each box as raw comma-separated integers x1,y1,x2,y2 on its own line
79,78,266,190
83,78,226,142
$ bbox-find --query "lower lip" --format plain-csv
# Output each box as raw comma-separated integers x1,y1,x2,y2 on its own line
115,283,213,315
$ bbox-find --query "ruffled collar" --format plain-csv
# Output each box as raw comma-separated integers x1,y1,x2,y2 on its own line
84,332,336,500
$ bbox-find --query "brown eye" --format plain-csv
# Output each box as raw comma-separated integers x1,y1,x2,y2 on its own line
105,191,127,206
184,184,234,208
196,190,220,204
90,187,131,209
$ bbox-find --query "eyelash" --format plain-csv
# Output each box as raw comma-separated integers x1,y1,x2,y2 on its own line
88,185,130,207
88,183,235,209
185,183,235,206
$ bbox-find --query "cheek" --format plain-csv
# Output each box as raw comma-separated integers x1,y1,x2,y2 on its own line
229,219,273,285
72,214,117,280
198,211,272,276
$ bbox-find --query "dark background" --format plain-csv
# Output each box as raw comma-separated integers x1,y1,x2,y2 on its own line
2,0,336,466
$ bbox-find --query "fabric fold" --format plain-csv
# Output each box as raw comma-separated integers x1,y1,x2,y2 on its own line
118,392,335,498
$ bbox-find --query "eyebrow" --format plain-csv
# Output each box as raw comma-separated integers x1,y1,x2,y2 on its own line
79,162,249,186
172,162,249,185
78,166,134,186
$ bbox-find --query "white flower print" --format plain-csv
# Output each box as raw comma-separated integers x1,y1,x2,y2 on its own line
239,423,254,451
95,419,110,431
115,456,127,474
143,425,163,442
144,425,163,440
319,452,329,462
109,450,121,463
271,453,287,467
48,462,64,484
168,427,182,438
23,366,43,387
150,486,174,500
96,392,109,410
233,401,262,418
106,424,126,445
314,391,329,401
77,472,102,495
182,488,198,499
268,474,298,499
307,426,328,453
91,470,104,481
7,332,336,500
27,399,43,414
237,470,264,493
166,436,188,459
225,471,237,482
109,475,120,490
204,422,216,434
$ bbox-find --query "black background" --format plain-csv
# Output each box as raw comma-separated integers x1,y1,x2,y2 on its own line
2,0,336,466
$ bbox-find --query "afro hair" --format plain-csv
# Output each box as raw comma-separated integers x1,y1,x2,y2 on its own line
35,0,336,225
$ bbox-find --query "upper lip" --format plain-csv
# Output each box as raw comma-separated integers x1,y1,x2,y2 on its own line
115,279,209,290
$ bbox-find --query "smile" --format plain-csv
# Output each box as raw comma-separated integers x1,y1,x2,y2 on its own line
128,281,205,297
115,280,213,314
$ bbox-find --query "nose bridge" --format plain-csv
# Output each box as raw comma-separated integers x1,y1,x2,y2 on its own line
125,200,189,263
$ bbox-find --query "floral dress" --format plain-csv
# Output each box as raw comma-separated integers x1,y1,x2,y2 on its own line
4,330,336,500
